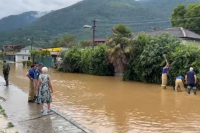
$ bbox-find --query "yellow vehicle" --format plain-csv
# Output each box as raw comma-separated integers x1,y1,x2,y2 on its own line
42,47,62,52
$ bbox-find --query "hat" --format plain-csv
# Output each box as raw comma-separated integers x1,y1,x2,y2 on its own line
38,63,43,66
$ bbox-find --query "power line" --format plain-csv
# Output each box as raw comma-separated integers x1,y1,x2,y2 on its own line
96,15,200,25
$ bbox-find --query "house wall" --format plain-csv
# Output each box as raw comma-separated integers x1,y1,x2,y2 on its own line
15,55,31,63
20,49,30,53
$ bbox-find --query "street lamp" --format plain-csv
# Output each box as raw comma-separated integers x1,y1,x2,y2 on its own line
83,20,97,49
28,37,34,62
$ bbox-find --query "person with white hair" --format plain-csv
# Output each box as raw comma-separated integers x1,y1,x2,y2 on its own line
185,67,197,95
36,67,53,113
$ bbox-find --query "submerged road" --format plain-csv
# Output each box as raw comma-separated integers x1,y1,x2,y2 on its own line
0,76,93,133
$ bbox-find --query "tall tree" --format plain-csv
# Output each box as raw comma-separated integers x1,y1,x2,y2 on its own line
184,3,200,33
171,3,200,34
107,24,132,73
171,4,186,27
112,24,132,38
59,35,76,48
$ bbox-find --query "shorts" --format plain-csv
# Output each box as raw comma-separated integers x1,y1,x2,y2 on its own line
187,84,196,90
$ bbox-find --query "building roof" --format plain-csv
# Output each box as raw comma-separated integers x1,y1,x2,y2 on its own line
138,27,200,40
15,51,30,56
22,46,38,50
89,39,106,42
5,52,17,56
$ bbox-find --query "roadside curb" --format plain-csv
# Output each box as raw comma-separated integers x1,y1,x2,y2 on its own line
52,109,94,133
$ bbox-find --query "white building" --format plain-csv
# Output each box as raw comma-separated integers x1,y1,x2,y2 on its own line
15,46,38,63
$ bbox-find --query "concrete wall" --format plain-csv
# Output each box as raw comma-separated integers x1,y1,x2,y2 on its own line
15,55,31,63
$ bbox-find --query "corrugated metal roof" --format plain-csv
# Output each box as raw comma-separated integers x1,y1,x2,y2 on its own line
136,27,200,40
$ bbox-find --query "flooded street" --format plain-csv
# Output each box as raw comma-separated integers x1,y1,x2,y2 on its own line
2,63,200,133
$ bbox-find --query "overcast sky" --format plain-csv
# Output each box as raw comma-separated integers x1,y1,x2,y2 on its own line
0,0,82,19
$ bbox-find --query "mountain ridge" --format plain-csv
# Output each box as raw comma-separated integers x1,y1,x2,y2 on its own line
0,0,200,47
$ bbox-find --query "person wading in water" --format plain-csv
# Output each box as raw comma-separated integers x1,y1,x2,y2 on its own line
3,60,10,86
26,64,36,103
175,76,185,92
185,67,197,95
161,63,169,89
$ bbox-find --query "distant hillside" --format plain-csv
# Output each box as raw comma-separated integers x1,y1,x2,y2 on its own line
0,11,50,32
0,0,200,47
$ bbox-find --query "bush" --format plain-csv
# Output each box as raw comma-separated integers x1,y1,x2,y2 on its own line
61,47,82,73
123,33,200,88
22,61,26,66
59,45,114,76
27,60,33,66
169,42,200,87
89,45,114,76
123,33,181,83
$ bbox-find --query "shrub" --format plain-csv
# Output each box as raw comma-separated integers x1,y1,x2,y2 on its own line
123,33,182,83
59,45,114,76
61,47,82,73
27,60,33,66
22,61,26,66
169,42,200,87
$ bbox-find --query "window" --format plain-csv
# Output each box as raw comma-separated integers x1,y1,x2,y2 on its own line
25,50,26,52
28,57,31,60
22,56,24,59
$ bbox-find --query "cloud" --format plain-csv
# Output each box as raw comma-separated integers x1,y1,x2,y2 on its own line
0,0,82,18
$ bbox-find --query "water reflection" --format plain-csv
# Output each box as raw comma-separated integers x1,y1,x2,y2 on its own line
2,63,200,132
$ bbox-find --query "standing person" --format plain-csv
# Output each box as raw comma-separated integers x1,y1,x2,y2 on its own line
161,63,169,89
175,76,185,92
3,60,10,86
26,65,36,103
185,67,197,95
36,67,53,114
34,63,43,103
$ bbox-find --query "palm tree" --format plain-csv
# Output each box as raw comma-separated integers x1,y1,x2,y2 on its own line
107,24,132,74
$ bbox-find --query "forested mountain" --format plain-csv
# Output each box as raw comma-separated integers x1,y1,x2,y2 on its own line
0,0,200,47
0,11,50,33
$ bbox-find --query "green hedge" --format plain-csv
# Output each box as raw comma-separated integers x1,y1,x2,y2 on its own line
60,45,114,76
123,33,200,87
59,33,200,88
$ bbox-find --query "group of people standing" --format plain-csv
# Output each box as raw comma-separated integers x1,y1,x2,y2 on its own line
26,62,53,114
161,63,197,94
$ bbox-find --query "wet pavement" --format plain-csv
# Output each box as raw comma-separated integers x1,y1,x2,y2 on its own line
0,76,93,133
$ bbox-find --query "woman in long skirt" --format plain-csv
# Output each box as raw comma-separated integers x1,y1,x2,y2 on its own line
36,67,53,113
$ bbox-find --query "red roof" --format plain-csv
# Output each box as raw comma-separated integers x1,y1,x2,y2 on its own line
89,39,106,42
5,52,16,56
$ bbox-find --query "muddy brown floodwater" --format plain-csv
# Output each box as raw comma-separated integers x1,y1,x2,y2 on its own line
1,63,200,133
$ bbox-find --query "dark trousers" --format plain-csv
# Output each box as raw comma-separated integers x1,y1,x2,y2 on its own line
3,73,9,86
188,84,196,95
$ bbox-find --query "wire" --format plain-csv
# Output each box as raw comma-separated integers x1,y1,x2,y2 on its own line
96,15,200,26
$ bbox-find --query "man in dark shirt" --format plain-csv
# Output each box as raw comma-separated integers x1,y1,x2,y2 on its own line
185,67,197,95
3,60,10,86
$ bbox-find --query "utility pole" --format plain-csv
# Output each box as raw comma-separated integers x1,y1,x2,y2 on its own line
92,19,97,49
30,37,34,63
30,37,33,51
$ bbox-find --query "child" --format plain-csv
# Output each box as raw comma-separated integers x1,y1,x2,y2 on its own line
36,67,53,113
